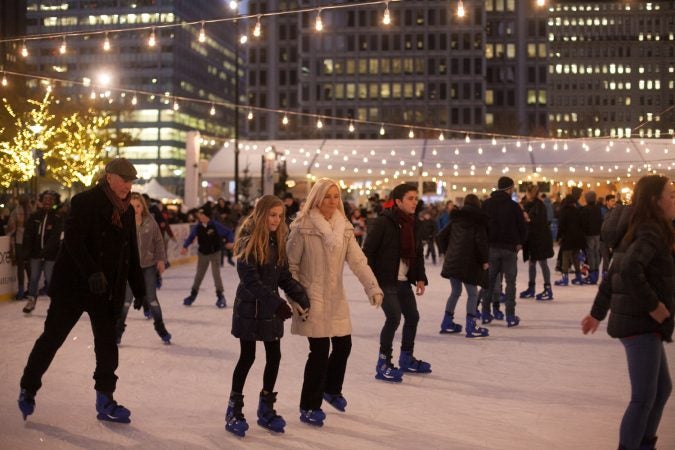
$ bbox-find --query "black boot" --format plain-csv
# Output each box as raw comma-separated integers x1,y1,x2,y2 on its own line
154,320,172,344
640,436,658,450
183,289,198,306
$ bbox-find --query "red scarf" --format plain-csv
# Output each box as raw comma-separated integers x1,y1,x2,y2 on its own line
394,206,416,268
100,179,130,228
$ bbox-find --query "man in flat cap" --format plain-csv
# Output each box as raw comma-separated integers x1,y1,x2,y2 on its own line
18,158,146,424
480,176,528,328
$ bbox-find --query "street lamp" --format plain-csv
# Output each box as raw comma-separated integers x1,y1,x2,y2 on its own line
28,124,44,195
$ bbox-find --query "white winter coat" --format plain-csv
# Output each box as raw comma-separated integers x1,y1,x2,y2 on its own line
287,209,383,338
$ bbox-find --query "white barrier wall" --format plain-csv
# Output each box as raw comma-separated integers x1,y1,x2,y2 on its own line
0,237,17,301
0,224,199,302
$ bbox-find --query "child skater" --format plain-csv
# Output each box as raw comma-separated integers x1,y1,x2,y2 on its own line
226,195,310,437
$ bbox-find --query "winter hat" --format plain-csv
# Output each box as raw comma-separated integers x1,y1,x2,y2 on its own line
571,186,583,200
497,176,514,191
584,191,597,204
105,158,138,181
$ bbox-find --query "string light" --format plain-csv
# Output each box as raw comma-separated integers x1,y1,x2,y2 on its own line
229,0,238,11
315,10,324,32
173,99,179,111
247,109,254,120
1,74,7,87
103,33,111,51
282,114,289,125
148,28,156,47
457,0,465,18
379,124,386,135
382,2,391,25
348,121,355,133
316,118,323,129
536,0,546,6
438,132,445,141
407,128,414,139
198,21,206,43
253,16,262,38
20,40,28,58
59,36,67,54
210,104,216,116
240,34,248,44
131,95,137,105
465,134,471,143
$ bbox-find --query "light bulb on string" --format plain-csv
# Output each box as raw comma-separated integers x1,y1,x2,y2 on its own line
247,109,254,120
382,2,391,25
438,132,445,141
408,128,415,139
316,118,323,129
239,34,248,44
253,16,262,37
348,121,355,133
379,124,386,136
1,74,7,87
315,10,324,32
173,99,179,111
131,95,138,105
198,21,206,43
210,104,216,116
282,114,289,125
90,91,96,100
536,0,545,6
59,36,67,54
20,40,28,58
148,28,156,47
465,134,471,143
229,0,238,11
491,137,497,145
103,33,111,51
457,0,466,18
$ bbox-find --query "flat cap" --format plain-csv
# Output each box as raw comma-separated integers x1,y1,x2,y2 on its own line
105,158,138,181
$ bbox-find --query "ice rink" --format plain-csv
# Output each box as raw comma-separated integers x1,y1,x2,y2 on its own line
1,257,673,449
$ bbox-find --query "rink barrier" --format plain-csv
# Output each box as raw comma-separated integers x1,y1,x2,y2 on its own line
0,224,199,302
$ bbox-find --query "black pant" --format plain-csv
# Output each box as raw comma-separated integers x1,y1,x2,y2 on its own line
21,295,119,394
380,282,420,356
300,335,352,410
231,339,281,394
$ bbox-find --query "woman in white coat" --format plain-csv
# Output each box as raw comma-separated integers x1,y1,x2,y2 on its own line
287,178,383,427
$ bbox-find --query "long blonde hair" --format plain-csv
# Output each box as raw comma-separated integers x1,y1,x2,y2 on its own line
130,192,150,218
296,178,346,221
234,195,287,265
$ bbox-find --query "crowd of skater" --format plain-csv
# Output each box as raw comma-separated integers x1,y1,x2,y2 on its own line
5,158,673,450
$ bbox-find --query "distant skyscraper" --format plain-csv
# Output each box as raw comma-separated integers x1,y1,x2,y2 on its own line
547,1,675,138
22,0,242,190
0,0,27,76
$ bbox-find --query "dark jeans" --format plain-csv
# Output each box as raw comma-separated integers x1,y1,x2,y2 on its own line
424,238,436,264
482,248,518,316
231,339,281,394
21,295,119,394
300,335,351,410
379,281,420,356
619,333,672,450
118,266,165,333
528,259,551,286
29,258,55,297
15,243,30,291
445,277,479,316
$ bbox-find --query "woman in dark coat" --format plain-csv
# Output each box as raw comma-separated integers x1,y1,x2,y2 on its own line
226,195,309,437
582,175,674,450
520,184,555,300
436,194,490,338
555,194,586,285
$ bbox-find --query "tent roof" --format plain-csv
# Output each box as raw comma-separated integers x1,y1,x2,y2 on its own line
204,138,674,188
133,178,182,202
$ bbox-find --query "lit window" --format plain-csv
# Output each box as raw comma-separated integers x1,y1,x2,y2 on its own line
506,44,516,59
485,90,494,105
527,89,537,105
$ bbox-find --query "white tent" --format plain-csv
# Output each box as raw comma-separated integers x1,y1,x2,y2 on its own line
133,178,182,203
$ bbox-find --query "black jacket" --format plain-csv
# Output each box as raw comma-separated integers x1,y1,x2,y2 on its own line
49,183,145,315
363,209,428,288
232,235,309,341
482,190,527,252
23,209,63,260
601,205,632,248
591,223,674,342
557,196,586,251
581,203,603,236
437,206,489,287
523,198,554,261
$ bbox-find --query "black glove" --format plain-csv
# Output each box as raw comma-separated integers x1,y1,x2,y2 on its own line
133,296,144,310
88,272,108,295
276,301,292,321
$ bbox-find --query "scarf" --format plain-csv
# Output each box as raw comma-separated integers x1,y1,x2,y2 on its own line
309,208,345,252
394,206,416,268
100,179,130,229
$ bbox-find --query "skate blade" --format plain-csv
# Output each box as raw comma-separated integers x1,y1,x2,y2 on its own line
257,420,285,433
374,374,403,383
299,418,324,427
439,329,462,334
97,413,131,423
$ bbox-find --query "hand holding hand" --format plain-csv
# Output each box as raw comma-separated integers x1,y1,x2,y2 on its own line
88,272,108,295
581,314,600,335
290,301,309,321
370,293,383,308
276,301,293,321
650,302,671,324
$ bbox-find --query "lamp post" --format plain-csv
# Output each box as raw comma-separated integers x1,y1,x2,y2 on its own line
28,124,44,195
230,0,241,204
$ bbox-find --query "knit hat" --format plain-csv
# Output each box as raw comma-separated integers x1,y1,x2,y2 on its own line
497,176,514,191
584,191,597,204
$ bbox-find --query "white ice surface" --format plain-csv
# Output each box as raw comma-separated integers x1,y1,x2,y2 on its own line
1,257,673,450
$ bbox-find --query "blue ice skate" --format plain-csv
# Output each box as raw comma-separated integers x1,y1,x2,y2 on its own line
375,353,403,382
226,393,249,437
299,408,325,427
439,312,462,334
399,350,432,374
18,388,35,420
323,392,347,412
257,391,286,433
96,391,131,423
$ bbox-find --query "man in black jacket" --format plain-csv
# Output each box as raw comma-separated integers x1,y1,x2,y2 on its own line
21,191,63,314
18,158,145,424
481,177,527,327
363,183,430,383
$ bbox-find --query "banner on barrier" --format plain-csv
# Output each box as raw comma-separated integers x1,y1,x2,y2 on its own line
0,237,18,301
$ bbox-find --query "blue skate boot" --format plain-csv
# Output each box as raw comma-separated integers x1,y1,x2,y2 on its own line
506,315,521,328
399,350,432,374
225,393,249,437
216,291,227,308
554,273,569,286
535,284,554,301
96,391,131,423
18,388,35,420
465,315,489,338
183,289,197,306
257,391,285,433
481,310,494,325
323,392,347,412
519,283,535,299
154,321,172,345
571,271,584,285
492,304,505,321
299,408,325,427
375,353,403,382
439,312,462,334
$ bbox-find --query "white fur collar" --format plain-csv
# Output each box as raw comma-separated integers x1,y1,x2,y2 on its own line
309,208,345,251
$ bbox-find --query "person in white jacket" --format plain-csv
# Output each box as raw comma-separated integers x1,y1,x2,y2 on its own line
287,178,383,427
